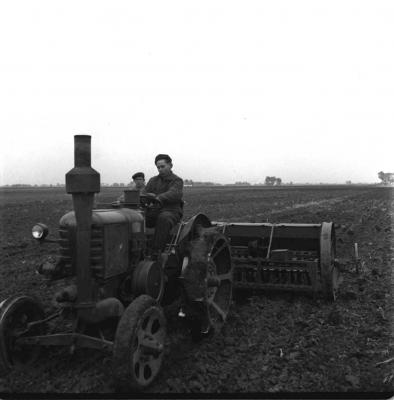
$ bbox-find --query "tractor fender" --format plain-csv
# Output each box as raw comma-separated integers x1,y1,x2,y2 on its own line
177,213,212,244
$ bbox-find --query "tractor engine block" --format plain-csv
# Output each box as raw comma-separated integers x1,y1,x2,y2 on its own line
58,208,145,283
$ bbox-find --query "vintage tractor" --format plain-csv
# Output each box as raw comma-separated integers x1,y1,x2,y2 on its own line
0,135,340,391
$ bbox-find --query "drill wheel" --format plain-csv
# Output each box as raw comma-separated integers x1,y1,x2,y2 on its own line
320,222,340,301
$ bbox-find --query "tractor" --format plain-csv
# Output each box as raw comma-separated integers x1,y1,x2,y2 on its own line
0,135,340,391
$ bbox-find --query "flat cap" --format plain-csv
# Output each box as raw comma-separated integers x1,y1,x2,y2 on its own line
132,172,145,180
154,154,172,164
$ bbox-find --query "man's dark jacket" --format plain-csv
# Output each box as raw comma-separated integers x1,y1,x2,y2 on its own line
143,172,183,214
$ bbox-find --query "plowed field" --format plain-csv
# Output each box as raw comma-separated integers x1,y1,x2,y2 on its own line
0,185,393,396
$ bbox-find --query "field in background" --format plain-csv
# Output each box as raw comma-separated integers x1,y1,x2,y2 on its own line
0,185,392,394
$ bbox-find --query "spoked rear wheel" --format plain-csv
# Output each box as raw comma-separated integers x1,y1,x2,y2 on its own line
112,295,166,391
181,228,233,338
0,295,46,373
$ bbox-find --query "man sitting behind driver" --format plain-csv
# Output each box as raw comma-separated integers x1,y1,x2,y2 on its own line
118,172,146,202
130,172,146,191
142,154,183,258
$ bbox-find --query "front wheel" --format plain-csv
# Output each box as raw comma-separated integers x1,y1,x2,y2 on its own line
0,295,46,373
112,295,166,391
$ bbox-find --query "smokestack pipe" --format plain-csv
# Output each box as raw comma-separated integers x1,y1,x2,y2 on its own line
65,135,100,317
74,135,91,168
66,135,100,194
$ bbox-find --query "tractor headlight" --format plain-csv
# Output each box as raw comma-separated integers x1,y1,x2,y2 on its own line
32,223,49,240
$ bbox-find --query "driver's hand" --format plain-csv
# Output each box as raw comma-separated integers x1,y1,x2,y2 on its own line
144,192,162,206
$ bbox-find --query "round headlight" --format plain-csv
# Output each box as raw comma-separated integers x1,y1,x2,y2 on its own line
32,223,49,240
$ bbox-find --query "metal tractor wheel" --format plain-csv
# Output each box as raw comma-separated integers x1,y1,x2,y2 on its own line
181,228,233,339
0,295,46,373
320,222,340,301
112,295,166,391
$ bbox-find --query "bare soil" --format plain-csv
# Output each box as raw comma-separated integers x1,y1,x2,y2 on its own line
0,185,393,395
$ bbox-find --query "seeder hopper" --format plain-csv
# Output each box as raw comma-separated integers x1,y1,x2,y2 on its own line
215,220,339,300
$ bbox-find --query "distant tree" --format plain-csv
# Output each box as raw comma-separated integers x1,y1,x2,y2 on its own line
378,171,394,185
346,180,352,185
265,176,276,186
112,182,120,187
265,176,281,186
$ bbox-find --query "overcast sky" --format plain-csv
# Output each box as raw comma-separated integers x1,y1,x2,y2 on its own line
1,0,393,186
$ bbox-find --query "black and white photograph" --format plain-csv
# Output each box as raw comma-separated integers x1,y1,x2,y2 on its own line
0,0,393,397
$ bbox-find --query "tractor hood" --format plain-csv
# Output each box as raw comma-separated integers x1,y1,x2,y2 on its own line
59,208,144,235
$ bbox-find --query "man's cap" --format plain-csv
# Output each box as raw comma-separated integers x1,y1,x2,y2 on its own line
132,172,145,180
154,154,172,164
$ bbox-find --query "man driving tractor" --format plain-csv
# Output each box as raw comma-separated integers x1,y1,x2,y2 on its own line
142,154,184,259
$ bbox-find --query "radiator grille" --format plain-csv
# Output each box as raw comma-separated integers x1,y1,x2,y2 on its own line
58,226,104,276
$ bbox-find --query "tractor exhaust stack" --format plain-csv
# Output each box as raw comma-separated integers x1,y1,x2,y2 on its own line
65,135,100,317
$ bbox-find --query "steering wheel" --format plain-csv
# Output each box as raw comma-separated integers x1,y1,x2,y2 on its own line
140,193,163,208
